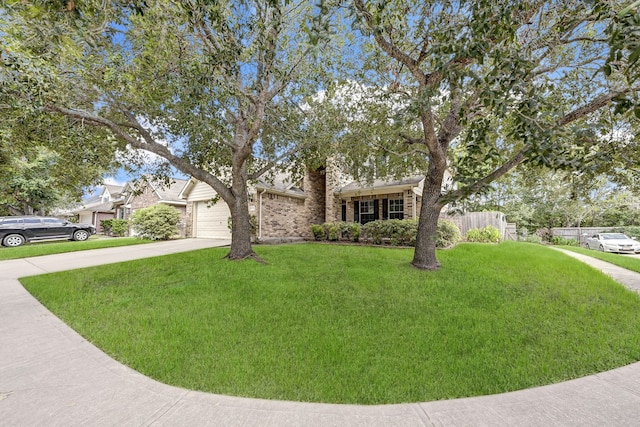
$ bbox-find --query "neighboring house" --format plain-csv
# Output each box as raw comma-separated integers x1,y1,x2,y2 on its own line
74,184,124,233
117,178,190,237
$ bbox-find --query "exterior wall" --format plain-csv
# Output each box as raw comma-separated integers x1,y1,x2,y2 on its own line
404,190,416,220
128,184,161,213
184,180,219,202
258,169,326,239
185,201,194,238
259,194,307,238
324,160,345,223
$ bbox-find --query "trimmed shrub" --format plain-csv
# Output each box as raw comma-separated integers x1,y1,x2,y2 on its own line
325,222,341,241
466,226,501,243
310,224,325,240
525,234,543,244
101,218,129,237
130,204,182,240
100,219,112,234
436,220,461,249
551,236,579,246
361,220,386,244
310,220,459,248
340,222,361,242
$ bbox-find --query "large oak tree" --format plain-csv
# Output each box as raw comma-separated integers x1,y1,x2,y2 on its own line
1,0,331,259
342,0,640,269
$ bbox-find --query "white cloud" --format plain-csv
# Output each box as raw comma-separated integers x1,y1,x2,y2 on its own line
103,176,127,187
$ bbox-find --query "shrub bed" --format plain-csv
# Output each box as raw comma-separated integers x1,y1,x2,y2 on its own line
310,219,461,249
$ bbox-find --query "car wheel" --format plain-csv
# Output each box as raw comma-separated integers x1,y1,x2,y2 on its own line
73,230,90,241
3,234,26,247
599,244,605,252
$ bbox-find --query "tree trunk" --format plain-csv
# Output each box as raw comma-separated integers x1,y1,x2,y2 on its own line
225,159,258,260
412,162,445,270
227,197,256,259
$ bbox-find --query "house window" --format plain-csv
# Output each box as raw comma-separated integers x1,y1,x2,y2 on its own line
360,200,375,224
341,201,347,222
388,199,404,219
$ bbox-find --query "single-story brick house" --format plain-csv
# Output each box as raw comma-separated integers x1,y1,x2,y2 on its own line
180,165,455,240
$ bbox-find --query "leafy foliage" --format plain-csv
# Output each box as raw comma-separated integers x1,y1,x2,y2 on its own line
551,236,579,247
466,226,501,244
310,222,361,242
0,0,335,260
435,220,462,249
100,219,129,237
331,0,640,269
130,204,181,241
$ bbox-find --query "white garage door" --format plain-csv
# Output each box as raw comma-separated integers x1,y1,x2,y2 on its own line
195,201,232,239
78,213,93,226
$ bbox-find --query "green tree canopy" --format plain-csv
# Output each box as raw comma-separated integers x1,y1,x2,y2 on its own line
1,0,334,259
333,0,640,269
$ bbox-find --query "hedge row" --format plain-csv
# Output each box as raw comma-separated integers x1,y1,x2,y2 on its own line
310,219,461,249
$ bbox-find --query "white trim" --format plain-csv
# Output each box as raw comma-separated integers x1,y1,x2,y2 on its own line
258,189,265,239
413,191,417,219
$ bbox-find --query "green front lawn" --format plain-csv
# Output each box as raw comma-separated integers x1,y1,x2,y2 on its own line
560,245,640,274
21,242,640,404
0,236,152,260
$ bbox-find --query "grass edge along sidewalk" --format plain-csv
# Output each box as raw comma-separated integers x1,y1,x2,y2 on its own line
560,245,640,274
0,237,153,261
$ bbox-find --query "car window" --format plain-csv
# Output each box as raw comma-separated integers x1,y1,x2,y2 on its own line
1,218,23,224
603,233,628,240
23,218,42,224
43,218,65,225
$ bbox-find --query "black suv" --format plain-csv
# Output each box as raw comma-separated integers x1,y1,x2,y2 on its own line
0,216,96,247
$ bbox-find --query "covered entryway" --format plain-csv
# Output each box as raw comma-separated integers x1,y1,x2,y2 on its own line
194,201,232,239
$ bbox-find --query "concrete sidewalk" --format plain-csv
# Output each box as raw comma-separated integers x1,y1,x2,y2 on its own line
2,242,640,426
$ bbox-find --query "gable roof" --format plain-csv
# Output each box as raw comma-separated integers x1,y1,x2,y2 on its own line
152,178,189,203
74,196,115,213
103,184,124,198
256,172,306,199
124,177,189,205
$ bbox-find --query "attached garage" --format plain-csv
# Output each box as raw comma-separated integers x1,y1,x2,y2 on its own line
180,179,233,239
193,200,231,239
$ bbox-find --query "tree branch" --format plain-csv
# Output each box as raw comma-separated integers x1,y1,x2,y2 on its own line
44,104,235,203
353,0,426,86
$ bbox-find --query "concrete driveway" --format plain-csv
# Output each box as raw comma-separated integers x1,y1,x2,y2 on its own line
2,241,640,426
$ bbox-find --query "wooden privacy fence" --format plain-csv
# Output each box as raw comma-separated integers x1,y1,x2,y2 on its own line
442,211,515,241
552,227,618,243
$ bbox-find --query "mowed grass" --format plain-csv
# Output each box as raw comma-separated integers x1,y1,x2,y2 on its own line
560,245,640,274
0,237,152,260
21,242,640,404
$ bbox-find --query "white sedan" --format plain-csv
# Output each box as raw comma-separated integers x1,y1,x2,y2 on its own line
584,233,640,254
